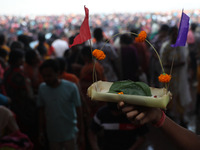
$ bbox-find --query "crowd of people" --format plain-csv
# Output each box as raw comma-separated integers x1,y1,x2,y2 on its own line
0,9,200,150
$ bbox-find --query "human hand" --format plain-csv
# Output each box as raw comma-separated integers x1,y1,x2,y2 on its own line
118,101,163,126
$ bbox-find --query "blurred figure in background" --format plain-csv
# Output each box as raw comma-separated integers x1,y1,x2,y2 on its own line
131,28,150,83
118,33,139,81
3,49,38,148
0,33,10,53
35,32,48,60
56,57,79,85
18,34,33,52
64,35,84,78
149,24,169,87
52,34,69,58
79,46,106,150
79,46,106,118
92,27,119,82
0,105,34,150
38,59,84,150
88,102,149,150
160,26,192,127
10,41,24,51
187,23,198,84
24,50,43,95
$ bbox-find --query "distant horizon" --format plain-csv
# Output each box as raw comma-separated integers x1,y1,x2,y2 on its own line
0,0,199,16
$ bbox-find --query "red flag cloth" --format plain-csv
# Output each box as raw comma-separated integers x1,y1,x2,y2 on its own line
69,6,91,48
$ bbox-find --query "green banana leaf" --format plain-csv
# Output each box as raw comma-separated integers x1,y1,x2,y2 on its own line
108,80,152,96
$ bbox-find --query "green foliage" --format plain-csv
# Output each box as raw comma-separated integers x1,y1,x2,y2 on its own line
108,80,152,96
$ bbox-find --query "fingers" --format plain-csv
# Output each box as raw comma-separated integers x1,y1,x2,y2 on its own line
118,101,149,125
121,105,135,113
118,102,161,126
118,103,147,125
126,110,139,119
135,111,146,121
127,111,147,125
118,101,125,108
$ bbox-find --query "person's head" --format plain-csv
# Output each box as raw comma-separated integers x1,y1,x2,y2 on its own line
50,33,59,41
39,59,60,87
0,48,8,60
25,50,40,66
93,27,103,42
0,33,6,45
168,26,178,44
191,23,197,32
17,34,31,48
8,49,25,67
36,44,47,57
130,28,139,35
38,32,46,43
158,24,169,38
120,33,133,45
69,35,76,45
0,48,8,68
10,41,24,51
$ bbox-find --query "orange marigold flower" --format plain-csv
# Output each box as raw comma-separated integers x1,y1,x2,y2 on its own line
92,49,106,60
158,73,171,83
135,31,147,42
118,92,124,94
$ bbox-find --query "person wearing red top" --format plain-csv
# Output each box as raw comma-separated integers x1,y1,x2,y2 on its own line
56,57,79,85
3,49,38,149
79,46,106,117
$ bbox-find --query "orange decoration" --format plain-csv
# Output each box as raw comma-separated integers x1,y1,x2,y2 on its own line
135,31,147,42
158,73,171,83
92,49,106,60
118,92,124,94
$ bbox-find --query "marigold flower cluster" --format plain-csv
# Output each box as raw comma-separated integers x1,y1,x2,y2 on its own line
158,73,171,83
92,49,106,60
135,31,147,42
118,92,124,94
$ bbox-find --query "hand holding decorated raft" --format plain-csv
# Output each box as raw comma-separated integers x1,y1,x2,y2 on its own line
70,6,190,109
87,80,172,109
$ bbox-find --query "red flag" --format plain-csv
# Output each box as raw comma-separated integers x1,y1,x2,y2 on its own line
69,6,91,48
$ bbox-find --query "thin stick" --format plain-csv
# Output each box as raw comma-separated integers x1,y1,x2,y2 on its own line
167,56,175,90
89,40,96,83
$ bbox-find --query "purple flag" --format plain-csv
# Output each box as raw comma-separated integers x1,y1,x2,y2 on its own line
171,11,190,47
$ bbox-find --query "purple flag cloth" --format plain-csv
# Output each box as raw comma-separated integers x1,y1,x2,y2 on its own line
171,12,190,47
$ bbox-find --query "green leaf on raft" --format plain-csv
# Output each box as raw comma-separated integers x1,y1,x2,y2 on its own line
108,80,152,96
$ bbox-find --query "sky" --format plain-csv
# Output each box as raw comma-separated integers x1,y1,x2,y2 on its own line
0,0,200,16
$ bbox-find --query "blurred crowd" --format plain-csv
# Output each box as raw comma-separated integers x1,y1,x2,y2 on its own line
0,9,200,150
0,9,200,44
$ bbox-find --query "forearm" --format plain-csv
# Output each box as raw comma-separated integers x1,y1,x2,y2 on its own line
119,101,200,150
160,116,200,150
